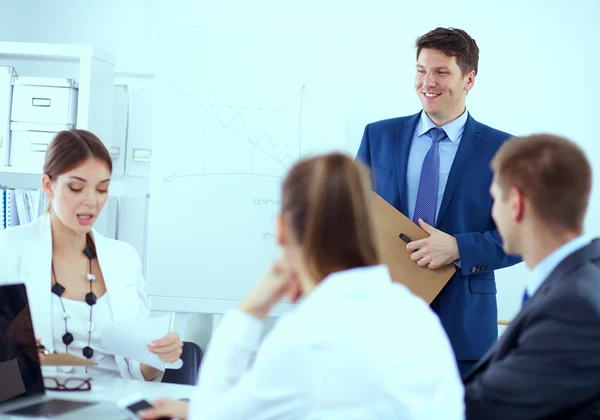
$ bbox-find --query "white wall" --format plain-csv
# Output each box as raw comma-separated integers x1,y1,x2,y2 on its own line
2,0,599,346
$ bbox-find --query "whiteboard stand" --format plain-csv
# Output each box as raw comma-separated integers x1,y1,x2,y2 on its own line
172,312,188,339
148,310,188,341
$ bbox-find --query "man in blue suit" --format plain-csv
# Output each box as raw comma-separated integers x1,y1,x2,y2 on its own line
357,27,521,376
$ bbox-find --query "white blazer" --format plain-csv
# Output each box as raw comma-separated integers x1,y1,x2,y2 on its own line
0,214,152,381
189,265,465,420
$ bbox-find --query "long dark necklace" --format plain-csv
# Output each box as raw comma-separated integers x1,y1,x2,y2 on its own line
51,234,97,370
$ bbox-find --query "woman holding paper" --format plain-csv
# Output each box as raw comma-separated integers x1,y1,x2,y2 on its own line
0,129,182,381
140,153,463,419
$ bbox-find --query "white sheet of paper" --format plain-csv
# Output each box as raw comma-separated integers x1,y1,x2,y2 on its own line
100,314,173,371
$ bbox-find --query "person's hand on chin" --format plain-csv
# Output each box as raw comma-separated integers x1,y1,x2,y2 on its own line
240,260,301,319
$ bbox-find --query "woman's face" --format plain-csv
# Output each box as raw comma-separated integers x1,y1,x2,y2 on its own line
42,157,111,235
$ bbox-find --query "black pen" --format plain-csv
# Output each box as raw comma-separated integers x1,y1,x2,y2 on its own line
399,233,412,243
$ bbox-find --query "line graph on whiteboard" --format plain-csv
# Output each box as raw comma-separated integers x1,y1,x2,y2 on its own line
163,83,308,182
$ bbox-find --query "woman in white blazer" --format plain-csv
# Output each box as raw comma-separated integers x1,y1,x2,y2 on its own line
141,153,464,420
0,129,183,381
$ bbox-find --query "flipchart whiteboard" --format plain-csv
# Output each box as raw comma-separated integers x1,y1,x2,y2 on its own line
147,24,344,314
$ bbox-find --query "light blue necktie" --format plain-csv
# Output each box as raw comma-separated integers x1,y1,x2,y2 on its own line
522,290,530,307
413,127,447,226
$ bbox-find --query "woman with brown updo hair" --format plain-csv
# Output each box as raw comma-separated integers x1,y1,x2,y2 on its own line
0,129,183,381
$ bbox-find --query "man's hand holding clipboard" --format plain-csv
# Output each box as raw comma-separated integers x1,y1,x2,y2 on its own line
369,192,456,304
405,218,461,270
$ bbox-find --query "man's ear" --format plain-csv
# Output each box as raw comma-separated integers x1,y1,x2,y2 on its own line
276,214,286,246
464,69,476,93
510,187,525,222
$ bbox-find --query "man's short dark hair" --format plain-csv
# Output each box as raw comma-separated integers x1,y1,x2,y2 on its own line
416,27,479,76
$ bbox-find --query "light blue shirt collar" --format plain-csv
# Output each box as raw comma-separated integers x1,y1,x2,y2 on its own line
527,234,592,297
417,109,469,143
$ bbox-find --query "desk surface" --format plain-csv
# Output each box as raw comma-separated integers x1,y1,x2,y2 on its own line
47,376,194,403
0,377,196,419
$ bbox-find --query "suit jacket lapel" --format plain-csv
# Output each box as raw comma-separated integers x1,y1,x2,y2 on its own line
468,252,572,379
466,239,600,381
490,241,600,333
17,217,141,353
20,215,54,352
532,239,600,301
93,232,128,322
437,115,480,226
395,113,420,216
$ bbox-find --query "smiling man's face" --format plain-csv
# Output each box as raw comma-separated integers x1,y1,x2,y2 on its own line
414,48,475,126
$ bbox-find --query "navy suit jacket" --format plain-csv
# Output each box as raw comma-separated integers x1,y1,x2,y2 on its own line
357,112,521,361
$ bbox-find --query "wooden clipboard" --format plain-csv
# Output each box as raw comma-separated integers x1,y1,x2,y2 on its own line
370,192,455,304
41,353,97,367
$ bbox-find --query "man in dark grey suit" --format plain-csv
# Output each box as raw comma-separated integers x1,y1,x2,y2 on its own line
464,133,600,419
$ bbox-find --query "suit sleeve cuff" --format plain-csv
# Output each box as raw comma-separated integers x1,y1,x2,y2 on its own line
455,233,494,275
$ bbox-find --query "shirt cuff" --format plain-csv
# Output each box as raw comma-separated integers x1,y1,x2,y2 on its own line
128,359,165,382
129,359,146,381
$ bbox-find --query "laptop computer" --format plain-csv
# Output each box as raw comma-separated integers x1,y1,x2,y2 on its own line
0,283,127,419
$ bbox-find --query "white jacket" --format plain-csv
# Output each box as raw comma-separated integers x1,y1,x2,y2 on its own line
190,265,465,420
0,214,152,381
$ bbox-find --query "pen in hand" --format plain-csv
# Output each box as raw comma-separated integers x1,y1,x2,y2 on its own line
35,340,49,360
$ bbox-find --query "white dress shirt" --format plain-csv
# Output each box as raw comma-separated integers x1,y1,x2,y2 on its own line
189,265,464,420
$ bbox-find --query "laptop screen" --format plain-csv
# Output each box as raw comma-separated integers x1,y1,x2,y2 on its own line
0,284,45,404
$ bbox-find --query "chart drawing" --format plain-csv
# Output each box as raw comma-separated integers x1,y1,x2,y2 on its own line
162,84,307,182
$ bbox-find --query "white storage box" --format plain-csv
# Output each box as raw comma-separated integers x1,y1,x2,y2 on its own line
11,77,78,126
126,85,153,177
8,122,68,174
111,85,129,177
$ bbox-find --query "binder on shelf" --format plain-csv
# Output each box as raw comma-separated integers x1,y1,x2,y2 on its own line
6,189,18,227
1,190,5,229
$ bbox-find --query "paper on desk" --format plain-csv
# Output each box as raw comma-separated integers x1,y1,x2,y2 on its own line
100,314,173,371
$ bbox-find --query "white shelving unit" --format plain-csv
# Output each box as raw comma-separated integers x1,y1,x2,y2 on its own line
0,42,115,179
113,73,154,180
0,43,119,239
